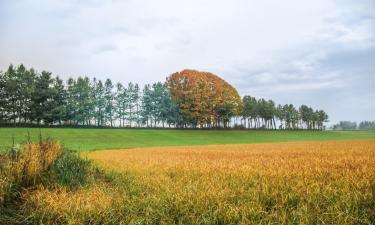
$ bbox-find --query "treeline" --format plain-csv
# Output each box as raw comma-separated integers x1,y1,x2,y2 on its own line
332,121,375,130
241,96,328,130
0,64,328,129
0,64,177,128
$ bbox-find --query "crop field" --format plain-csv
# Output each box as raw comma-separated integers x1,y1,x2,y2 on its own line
1,128,375,151
1,138,375,224
75,140,375,224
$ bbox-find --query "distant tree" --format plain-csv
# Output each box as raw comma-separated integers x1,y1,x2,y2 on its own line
2,65,18,124
0,70,6,122
275,104,285,129
166,100,181,128
256,98,267,128
126,82,137,127
332,121,357,130
115,83,127,127
104,79,114,127
256,99,276,129
153,82,171,128
47,76,67,125
66,78,76,125
133,83,141,127
141,84,152,127
283,104,299,129
22,67,37,123
13,65,36,123
358,121,375,130
299,105,314,129
267,100,277,129
316,110,328,130
70,77,94,125
30,71,54,124
242,96,256,128
94,79,106,126
140,82,167,127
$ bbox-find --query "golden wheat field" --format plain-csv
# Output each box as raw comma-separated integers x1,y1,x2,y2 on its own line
12,140,375,224
84,140,375,224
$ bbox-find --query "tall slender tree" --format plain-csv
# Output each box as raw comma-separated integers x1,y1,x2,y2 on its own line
104,79,114,127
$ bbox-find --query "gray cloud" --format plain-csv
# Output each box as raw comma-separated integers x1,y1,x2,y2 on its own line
0,0,374,124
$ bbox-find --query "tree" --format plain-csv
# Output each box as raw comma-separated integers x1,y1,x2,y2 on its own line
140,82,167,127
93,79,106,126
0,70,6,122
79,77,92,125
46,76,67,125
151,82,170,128
12,65,36,124
317,110,328,130
275,104,285,129
115,83,127,127
66,78,77,125
30,71,54,124
242,96,258,128
166,69,242,128
126,82,136,127
283,104,299,129
332,121,357,130
358,121,375,130
2,65,18,124
104,79,114,127
133,83,141,127
299,105,314,129
141,84,152,127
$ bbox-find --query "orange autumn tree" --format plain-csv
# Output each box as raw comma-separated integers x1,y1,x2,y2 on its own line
166,69,242,128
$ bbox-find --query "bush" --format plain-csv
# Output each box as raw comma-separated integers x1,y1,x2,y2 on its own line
52,150,91,190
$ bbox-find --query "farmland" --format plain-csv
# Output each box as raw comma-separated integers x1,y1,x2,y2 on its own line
86,140,375,224
1,139,372,224
0,128,375,151
1,130,375,224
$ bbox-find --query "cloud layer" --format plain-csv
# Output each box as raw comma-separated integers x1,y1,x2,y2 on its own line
1,0,374,124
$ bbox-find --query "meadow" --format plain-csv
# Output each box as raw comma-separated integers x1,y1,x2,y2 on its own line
0,127,375,151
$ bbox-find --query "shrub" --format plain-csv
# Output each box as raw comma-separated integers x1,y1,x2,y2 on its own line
52,150,91,190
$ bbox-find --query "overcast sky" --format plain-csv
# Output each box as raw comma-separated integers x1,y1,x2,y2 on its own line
1,0,374,124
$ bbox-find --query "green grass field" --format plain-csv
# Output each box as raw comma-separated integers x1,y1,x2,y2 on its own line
0,128,374,151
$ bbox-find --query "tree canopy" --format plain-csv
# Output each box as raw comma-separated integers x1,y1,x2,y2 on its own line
166,69,242,128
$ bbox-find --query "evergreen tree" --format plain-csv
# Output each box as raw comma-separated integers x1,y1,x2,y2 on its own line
141,84,152,127
94,79,106,126
0,70,6,122
104,79,114,127
115,83,127,127
48,76,67,125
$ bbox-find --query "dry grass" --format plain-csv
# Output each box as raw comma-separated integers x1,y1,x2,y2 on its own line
21,184,124,225
0,140,95,224
0,141,62,206
86,140,375,224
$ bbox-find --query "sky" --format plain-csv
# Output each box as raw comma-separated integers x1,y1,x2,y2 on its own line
0,0,374,125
